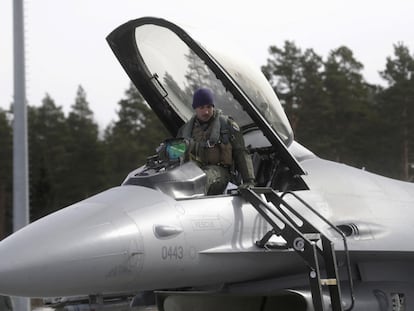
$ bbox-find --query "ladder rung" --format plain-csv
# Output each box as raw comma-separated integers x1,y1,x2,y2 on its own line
320,278,337,286
304,233,321,240
240,188,350,311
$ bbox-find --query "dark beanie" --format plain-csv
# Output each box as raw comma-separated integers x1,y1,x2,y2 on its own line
192,88,214,109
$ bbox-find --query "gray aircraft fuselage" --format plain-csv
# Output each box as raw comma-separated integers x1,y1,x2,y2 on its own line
1,143,413,305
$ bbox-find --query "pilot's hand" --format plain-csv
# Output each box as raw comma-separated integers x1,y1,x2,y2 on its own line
238,180,256,190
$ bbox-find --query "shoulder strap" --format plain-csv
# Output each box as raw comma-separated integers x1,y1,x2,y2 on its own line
218,114,231,144
178,111,236,145
178,115,196,139
208,113,222,145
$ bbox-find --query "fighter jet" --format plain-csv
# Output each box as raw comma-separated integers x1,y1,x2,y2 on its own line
0,17,413,311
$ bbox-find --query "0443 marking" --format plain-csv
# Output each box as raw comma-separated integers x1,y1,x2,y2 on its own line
161,246,184,260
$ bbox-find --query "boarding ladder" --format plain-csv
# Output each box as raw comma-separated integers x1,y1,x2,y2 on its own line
239,187,355,311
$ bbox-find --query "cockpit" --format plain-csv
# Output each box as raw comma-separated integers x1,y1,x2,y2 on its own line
121,136,314,200
107,17,312,199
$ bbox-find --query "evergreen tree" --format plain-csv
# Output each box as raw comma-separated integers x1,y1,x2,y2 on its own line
323,46,375,167
185,50,211,91
104,83,168,186
262,41,330,152
66,85,105,201
378,43,414,180
262,42,380,172
29,94,71,219
0,108,13,237
262,41,305,130
289,48,331,153
184,50,244,118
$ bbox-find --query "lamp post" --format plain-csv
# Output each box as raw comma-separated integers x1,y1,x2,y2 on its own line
13,0,30,310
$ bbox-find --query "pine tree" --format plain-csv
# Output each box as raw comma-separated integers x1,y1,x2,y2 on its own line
290,48,330,153
378,43,414,180
262,41,305,131
261,41,330,152
0,108,13,237
104,83,168,186
323,46,375,167
29,94,71,219
262,42,380,172
66,85,105,201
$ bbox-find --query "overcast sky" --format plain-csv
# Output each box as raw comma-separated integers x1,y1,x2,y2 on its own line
1,0,413,128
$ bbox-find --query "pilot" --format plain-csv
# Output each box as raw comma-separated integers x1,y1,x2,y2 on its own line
0,296,13,311
177,87,255,195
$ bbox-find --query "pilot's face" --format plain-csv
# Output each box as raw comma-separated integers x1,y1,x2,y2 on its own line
195,105,214,122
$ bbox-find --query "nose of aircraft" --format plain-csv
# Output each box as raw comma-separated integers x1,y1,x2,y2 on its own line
0,186,146,297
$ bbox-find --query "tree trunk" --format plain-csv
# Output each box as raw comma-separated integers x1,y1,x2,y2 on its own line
0,182,5,239
402,102,409,181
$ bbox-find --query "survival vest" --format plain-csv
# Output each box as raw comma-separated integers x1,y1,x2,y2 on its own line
178,111,234,167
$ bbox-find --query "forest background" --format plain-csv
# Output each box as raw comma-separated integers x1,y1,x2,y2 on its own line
1,41,413,238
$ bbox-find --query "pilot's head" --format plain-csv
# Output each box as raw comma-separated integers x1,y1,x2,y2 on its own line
192,87,214,122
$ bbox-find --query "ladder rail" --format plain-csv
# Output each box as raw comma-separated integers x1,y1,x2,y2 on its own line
259,188,346,311
240,187,356,311
254,187,316,233
261,189,332,248
254,189,345,244
240,188,327,310
281,191,355,311
261,189,345,311
241,189,317,258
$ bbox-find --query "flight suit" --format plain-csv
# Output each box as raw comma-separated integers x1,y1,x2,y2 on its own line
0,296,13,311
178,109,255,195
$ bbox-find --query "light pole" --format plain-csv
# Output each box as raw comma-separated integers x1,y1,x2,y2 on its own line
13,0,30,310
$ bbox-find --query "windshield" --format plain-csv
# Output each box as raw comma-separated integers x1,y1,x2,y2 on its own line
134,23,293,145
208,48,293,144
135,25,253,127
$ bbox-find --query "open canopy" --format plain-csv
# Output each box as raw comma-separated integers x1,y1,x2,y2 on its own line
107,17,305,176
